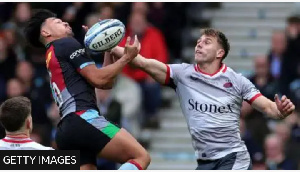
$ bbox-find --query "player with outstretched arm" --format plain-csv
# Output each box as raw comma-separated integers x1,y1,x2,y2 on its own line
110,28,295,170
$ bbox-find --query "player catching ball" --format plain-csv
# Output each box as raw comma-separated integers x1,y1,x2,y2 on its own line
24,9,150,170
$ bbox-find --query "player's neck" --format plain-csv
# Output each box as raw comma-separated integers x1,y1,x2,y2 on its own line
197,61,222,75
6,130,30,139
44,36,67,46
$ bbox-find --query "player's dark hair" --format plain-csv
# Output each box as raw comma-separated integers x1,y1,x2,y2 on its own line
0,97,31,132
24,9,57,47
287,15,300,24
200,28,230,60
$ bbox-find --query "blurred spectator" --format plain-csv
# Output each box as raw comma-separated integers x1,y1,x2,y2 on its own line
241,56,273,147
10,2,32,60
47,102,60,149
289,110,300,142
15,61,33,93
13,2,31,25
112,74,142,137
119,11,168,129
280,15,300,102
265,134,297,170
131,2,148,16
148,3,165,30
99,3,114,19
0,35,17,82
15,61,52,146
85,13,100,29
274,122,291,146
250,56,278,99
240,118,265,169
96,89,122,126
268,30,287,79
6,78,23,98
161,3,187,60
275,122,300,164
252,154,267,170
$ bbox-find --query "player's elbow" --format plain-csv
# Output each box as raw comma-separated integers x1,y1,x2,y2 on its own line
100,80,115,90
93,78,114,89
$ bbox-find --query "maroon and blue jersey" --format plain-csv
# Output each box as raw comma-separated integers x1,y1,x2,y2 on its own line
45,37,98,117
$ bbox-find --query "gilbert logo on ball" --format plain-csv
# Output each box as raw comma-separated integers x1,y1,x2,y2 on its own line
84,19,125,52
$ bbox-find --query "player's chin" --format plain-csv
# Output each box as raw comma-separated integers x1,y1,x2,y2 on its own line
67,31,74,37
195,56,205,63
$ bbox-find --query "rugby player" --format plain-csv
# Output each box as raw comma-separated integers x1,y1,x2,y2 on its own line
24,9,150,170
0,96,53,150
110,28,295,170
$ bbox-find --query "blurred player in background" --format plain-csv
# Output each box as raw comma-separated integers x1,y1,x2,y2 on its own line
24,9,150,170
0,96,53,150
111,28,295,170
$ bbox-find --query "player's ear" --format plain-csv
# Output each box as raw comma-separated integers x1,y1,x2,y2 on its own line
41,26,51,38
216,49,225,59
41,29,51,38
25,116,32,130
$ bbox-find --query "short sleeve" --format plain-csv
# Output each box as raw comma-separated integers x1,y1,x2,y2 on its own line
239,75,262,104
166,63,189,89
58,37,95,71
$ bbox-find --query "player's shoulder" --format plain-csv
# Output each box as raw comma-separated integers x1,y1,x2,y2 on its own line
0,139,5,145
54,37,81,47
224,65,246,79
169,63,191,69
27,141,54,150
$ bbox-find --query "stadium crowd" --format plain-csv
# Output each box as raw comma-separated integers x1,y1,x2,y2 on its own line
0,2,299,170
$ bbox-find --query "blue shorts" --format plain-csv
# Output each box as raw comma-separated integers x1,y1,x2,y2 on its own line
196,151,252,170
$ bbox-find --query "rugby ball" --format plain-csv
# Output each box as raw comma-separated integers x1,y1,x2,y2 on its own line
84,19,125,52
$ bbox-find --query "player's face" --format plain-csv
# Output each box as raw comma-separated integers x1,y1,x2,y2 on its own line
42,17,73,39
195,35,223,64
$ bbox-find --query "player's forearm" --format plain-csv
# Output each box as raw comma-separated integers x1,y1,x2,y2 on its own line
263,101,282,119
111,46,167,84
102,52,113,67
96,54,130,89
101,52,116,88
133,56,167,85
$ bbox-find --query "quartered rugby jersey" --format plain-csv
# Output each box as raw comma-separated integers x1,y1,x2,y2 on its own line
165,63,262,160
45,37,98,118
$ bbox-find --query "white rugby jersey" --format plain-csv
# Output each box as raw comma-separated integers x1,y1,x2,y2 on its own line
0,136,54,150
165,63,262,160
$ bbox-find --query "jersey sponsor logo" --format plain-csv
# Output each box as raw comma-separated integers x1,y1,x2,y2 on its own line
223,82,233,88
70,48,85,59
188,99,235,113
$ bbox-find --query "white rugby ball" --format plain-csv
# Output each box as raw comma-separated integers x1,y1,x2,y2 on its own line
84,19,125,52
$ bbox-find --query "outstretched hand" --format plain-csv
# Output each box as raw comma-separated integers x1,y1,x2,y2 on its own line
124,35,140,61
274,94,295,119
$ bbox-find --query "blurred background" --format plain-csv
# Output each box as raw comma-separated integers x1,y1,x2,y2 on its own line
0,2,299,170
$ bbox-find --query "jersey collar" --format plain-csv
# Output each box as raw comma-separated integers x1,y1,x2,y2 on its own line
194,63,227,77
3,136,33,143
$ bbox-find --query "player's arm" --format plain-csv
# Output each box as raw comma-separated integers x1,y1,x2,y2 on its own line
111,45,168,85
80,37,140,89
251,94,295,119
99,52,117,88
